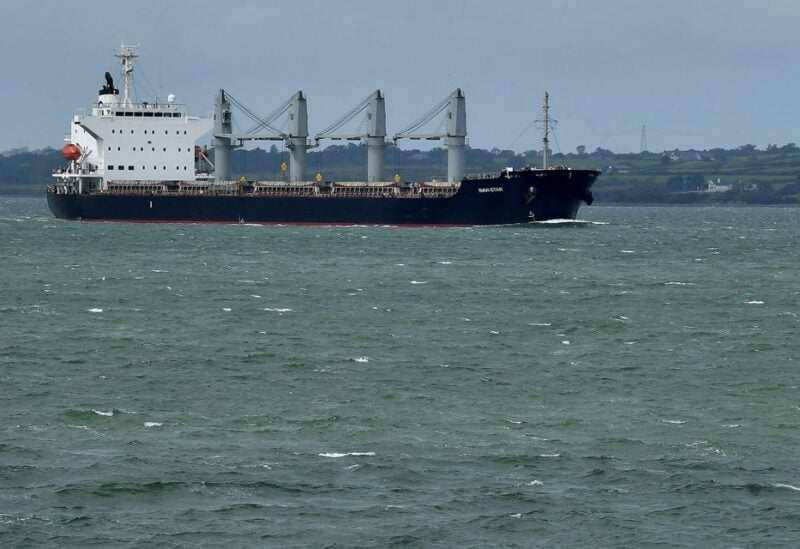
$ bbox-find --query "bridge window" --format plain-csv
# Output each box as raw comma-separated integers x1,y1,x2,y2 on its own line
108,165,114,170
128,166,134,170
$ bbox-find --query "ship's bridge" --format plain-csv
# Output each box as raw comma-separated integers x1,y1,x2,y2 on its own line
92,102,186,119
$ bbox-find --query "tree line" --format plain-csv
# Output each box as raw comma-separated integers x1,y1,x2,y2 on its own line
3,143,800,204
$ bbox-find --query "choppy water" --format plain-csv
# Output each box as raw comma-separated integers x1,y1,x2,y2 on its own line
1,197,799,547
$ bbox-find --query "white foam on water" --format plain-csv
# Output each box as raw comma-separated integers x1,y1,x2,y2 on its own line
92,409,114,417
461,318,471,322
745,300,764,305
724,424,740,428
557,248,578,252
490,330,500,335
772,483,800,492
537,218,598,225
662,419,686,424
509,513,522,518
665,282,692,286
527,480,544,486
150,269,169,273
345,464,361,470
222,307,232,312
561,340,571,345
250,294,261,298
353,356,370,363
410,280,429,284
529,322,551,327
144,422,162,428
539,453,561,458
438,261,452,265
263,308,292,313
88,308,103,313
621,250,636,254
319,451,376,458
395,263,405,266
506,419,522,424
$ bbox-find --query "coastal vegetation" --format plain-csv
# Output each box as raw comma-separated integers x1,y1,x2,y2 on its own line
3,143,800,204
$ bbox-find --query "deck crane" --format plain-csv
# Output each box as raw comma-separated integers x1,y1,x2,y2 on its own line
393,89,466,183
314,90,386,182
213,89,310,182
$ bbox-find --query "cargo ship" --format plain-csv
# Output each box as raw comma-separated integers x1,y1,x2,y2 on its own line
47,45,599,226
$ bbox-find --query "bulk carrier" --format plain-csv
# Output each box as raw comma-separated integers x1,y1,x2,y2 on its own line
47,45,599,226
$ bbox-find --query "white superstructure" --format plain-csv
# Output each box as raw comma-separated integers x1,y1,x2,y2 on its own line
54,44,212,191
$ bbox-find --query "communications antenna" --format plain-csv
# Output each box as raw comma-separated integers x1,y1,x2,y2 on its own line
640,124,648,153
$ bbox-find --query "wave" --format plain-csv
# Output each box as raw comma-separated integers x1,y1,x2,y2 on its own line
318,451,376,458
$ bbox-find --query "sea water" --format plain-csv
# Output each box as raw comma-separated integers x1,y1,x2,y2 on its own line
1,197,799,547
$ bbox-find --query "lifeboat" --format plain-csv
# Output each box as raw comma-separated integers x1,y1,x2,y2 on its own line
61,143,81,161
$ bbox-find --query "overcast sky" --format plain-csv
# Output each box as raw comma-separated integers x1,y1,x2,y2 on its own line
2,0,799,154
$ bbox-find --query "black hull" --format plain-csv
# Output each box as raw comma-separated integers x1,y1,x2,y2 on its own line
48,169,598,226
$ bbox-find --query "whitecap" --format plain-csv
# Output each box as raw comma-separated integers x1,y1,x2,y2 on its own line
263,307,292,313
490,330,500,335
250,294,262,299
665,282,692,286
561,340,570,345
438,261,452,265
529,322,551,327
557,248,578,252
527,480,544,486
772,483,800,492
662,419,685,424
509,513,522,518
222,307,232,312
318,451,376,458
88,308,103,313
410,280,429,285
92,409,113,417
745,300,764,305
353,356,370,363
539,453,561,458
506,419,522,424
144,422,162,428
621,250,635,254
150,269,169,273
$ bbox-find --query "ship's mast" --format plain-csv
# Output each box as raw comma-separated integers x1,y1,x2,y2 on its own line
541,92,550,169
114,43,139,108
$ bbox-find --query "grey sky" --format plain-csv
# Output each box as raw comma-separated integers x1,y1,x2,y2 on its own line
2,0,799,154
